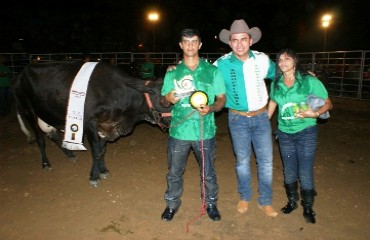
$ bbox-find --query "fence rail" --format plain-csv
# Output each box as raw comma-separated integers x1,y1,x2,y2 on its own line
1,50,370,100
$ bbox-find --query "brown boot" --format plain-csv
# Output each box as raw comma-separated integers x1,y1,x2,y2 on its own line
237,200,249,213
258,205,278,217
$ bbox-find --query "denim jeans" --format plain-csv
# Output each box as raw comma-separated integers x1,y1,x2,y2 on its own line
164,136,218,210
277,125,317,190
228,111,273,206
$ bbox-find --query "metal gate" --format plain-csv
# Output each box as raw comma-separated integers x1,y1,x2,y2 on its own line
2,50,370,100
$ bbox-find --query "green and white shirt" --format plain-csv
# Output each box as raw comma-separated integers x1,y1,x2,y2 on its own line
214,50,275,111
161,59,226,141
270,72,329,133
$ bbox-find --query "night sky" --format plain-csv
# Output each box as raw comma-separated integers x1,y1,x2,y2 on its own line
1,0,369,53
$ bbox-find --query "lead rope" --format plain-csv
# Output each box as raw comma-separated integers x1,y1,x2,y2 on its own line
186,114,207,233
158,109,197,130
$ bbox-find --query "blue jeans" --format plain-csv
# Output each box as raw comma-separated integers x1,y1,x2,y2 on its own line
164,136,218,210
277,126,317,190
228,111,273,206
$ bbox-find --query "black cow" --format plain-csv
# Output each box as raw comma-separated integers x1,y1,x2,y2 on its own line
13,61,171,187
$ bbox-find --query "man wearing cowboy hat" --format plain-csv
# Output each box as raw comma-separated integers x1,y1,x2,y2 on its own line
214,19,278,217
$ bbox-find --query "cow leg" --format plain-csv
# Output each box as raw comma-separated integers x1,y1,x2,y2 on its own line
96,139,110,179
28,127,52,170
85,124,110,187
46,130,77,161
60,147,76,161
17,109,52,170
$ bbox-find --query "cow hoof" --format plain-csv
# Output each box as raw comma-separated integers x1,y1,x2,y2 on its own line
42,165,52,171
99,172,110,180
89,179,100,188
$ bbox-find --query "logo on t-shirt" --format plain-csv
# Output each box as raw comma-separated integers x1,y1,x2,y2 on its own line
174,75,195,98
281,102,298,121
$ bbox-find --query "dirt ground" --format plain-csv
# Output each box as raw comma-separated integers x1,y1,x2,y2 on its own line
1,97,369,240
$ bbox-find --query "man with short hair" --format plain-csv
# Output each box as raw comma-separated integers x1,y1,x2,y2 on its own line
161,28,226,221
214,19,278,217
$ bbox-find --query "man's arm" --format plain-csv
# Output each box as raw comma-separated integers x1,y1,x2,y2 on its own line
164,90,180,105
210,94,226,112
197,94,226,116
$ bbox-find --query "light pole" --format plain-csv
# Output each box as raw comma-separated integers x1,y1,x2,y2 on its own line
148,11,159,52
321,14,332,52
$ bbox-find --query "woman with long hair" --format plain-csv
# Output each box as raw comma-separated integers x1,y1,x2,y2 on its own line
268,49,332,224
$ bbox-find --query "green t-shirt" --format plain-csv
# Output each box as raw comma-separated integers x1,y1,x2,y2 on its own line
270,73,328,133
0,65,11,87
161,59,226,140
140,62,155,79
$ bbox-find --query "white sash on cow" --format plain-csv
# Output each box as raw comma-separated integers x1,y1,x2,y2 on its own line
62,62,98,150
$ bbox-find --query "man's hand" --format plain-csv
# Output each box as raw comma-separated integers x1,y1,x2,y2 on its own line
196,104,211,116
307,70,316,77
196,94,226,116
166,65,176,72
165,90,180,104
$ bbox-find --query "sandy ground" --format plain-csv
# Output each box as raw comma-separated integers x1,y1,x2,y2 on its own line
1,97,369,240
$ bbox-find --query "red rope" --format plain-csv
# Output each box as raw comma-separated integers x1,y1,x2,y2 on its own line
186,115,207,233
158,109,196,130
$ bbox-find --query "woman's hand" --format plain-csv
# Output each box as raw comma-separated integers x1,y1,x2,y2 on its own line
295,108,319,118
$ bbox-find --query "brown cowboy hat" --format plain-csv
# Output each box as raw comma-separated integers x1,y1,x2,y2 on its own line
219,19,262,45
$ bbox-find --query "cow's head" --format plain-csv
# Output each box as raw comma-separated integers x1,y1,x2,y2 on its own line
126,79,172,129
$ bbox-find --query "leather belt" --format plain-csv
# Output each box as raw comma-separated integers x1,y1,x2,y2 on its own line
230,106,267,117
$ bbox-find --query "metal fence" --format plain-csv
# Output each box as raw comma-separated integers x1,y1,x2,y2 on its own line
270,51,370,100
1,50,370,100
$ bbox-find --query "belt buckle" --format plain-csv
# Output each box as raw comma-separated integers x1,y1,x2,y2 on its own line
247,108,260,117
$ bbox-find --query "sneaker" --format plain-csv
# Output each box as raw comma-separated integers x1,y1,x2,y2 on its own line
258,205,278,217
237,200,249,213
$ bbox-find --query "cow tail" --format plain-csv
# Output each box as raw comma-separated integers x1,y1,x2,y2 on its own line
16,113,35,143
13,72,36,143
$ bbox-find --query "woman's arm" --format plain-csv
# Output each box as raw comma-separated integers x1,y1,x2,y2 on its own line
298,98,333,118
314,98,333,117
267,100,277,119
